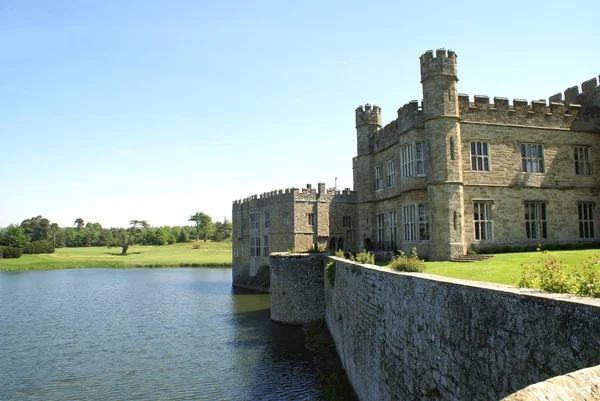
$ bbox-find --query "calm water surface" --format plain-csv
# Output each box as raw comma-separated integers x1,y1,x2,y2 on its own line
0,268,323,400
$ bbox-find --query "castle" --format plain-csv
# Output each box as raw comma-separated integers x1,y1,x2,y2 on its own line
232,48,600,288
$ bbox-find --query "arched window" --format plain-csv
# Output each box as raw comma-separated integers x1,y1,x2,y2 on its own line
329,238,336,251
363,238,372,251
337,238,344,252
450,137,455,161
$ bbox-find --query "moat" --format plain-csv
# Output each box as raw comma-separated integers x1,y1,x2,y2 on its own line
0,268,324,400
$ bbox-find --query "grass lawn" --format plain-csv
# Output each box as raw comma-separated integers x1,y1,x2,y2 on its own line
424,249,600,285
0,242,233,271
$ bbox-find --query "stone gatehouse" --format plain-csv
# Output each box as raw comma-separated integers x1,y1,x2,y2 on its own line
232,48,600,283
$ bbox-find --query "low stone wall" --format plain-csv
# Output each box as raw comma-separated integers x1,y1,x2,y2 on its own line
270,253,326,325
325,257,600,401
502,364,600,400
232,261,270,292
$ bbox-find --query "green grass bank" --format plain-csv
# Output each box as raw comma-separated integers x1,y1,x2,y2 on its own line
0,242,233,271
424,249,600,285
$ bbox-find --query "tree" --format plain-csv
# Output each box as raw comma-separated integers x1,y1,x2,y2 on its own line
74,218,85,231
20,215,51,242
176,229,189,243
188,212,214,242
213,218,232,241
49,223,61,247
115,220,149,255
0,225,30,248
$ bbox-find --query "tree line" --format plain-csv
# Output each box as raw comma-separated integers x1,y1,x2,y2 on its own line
0,213,231,258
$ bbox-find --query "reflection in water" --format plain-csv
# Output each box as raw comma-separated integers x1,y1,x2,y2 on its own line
0,269,323,401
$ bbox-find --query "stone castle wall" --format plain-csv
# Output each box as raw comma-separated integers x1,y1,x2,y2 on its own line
502,364,600,400
232,185,356,290
324,257,600,401
269,252,326,325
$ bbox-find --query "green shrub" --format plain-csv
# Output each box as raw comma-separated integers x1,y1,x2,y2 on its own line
176,229,188,243
23,240,55,254
325,261,336,288
572,256,600,297
334,249,345,259
517,250,600,297
350,250,374,264
2,246,23,259
388,247,426,273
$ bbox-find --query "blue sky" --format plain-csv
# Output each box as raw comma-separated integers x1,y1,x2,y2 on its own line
1,0,599,228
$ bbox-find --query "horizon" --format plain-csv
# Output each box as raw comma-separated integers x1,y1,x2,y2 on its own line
2,0,599,229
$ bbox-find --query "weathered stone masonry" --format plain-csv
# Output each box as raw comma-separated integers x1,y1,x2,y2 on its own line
325,258,600,401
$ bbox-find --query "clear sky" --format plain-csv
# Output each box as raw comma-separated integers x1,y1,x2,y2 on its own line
1,0,599,228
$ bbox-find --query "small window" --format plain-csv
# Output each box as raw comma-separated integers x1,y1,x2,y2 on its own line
574,147,592,175
578,203,595,239
471,141,490,171
525,202,547,239
283,213,289,226
264,212,270,229
263,235,270,256
450,137,455,161
416,142,426,176
233,248,239,257
403,205,416,241
376,213,385,245
375,165,383,190
386,160,396,187
250,236,261,256
418,204,429,240
521,144,544,173
401,143,414,178
250,212,260,229
473,202,493,240
342,215,352,228
308,213,315,226
388,211,397,248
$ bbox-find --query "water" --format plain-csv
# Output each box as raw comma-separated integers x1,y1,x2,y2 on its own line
0,269,323,400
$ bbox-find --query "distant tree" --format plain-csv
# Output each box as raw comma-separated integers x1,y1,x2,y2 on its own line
74,218,85,231
0,225,30,248
189,212,214,242
176,229,189,243
20,215,51,242
112,220,149,255
154,228,167,246
98,229,114,247
213,218,232,241
49,223,60,246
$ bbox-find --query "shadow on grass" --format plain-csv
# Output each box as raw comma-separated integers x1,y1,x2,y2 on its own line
104,252,143,256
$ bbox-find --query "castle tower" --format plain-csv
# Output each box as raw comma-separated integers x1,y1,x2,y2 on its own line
420,49,465,260
355,104,381,156
353,104,381,248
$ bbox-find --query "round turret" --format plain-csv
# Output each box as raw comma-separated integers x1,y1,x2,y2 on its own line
355,104,381,156
420,49,459,119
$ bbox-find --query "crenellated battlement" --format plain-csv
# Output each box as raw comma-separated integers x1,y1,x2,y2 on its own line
549,75,599,108
232,184,356,208
397,100,424,133
232,187,295,207
355,104,382,127
420,48,457,82
368,100,426,152
457,93,591,129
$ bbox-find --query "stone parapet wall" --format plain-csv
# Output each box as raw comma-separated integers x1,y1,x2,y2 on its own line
270,252,326,325
502,364,600,400
325,257,600,401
